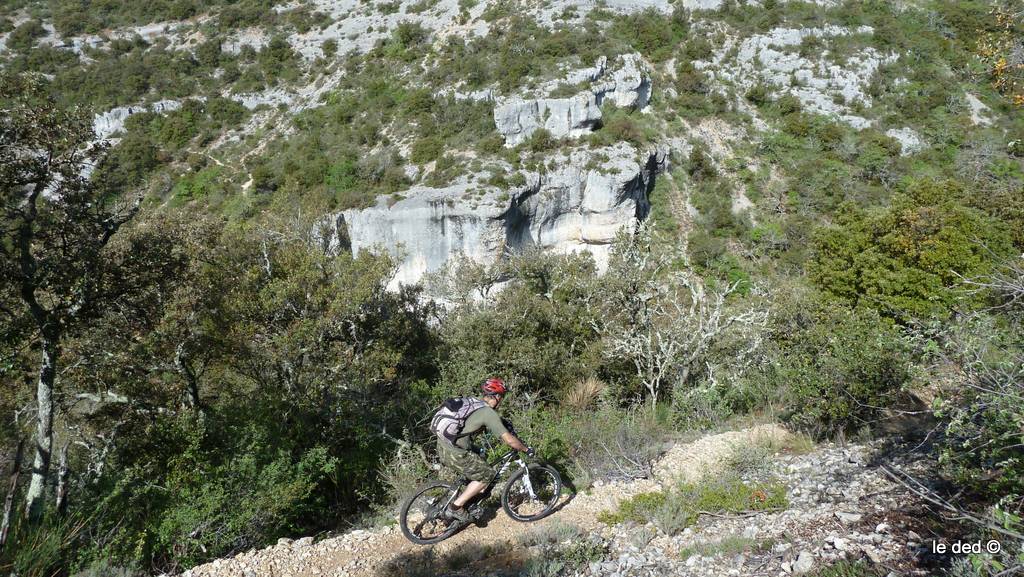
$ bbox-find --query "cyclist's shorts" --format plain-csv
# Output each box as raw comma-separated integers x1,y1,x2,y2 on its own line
437,440,493,483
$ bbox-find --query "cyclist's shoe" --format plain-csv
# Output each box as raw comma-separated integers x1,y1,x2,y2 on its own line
443,504,471,524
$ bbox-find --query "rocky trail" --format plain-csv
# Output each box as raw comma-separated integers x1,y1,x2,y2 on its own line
183,425,936,577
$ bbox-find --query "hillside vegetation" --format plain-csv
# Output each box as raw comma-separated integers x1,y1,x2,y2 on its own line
1,0,1022,575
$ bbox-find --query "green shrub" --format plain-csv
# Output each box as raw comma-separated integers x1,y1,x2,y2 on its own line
92,130,162,195
152,445,335,567
934,314,1024,500
745,83,772,106
810,179,1014,319
591,106,657,147
7,19,46,52
766,301,911,436
172,166,226,201
686,144,717,180
598,475,787,534
597,491,666,525
608,7,689,62
524,128,558,153
411,135,444,164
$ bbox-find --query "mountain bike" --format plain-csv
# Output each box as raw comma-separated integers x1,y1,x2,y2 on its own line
399,446,562,545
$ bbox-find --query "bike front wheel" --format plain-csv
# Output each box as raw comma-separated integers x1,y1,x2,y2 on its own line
399,480,463,544
501,464,562,522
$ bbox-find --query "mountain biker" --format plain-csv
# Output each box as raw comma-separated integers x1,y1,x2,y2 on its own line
438,377,533,524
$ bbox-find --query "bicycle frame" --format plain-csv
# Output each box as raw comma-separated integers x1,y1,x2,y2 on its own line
440,450,535,513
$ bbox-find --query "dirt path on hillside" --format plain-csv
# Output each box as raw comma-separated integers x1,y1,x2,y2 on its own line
183,425,790,577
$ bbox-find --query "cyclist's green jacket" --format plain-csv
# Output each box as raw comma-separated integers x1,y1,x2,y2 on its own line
453,404,508,450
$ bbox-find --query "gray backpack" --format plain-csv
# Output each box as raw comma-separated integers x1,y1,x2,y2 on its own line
430,397,487,444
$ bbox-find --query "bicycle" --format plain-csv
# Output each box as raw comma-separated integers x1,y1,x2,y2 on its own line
399,446,562,545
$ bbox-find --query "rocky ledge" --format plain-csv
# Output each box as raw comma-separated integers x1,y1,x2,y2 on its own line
340,143,664,288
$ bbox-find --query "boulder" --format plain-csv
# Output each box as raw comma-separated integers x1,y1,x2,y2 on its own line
885,127,924,156
792,551,815,574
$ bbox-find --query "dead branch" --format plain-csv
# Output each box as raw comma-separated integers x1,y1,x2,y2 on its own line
880,465,1024,541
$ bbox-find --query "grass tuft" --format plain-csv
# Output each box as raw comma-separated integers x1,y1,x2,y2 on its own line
597,474,788,534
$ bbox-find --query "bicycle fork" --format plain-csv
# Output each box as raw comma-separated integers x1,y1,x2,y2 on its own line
516,459,538,500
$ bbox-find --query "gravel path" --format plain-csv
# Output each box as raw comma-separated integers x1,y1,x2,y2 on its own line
182,425,789,577
182,424,933,577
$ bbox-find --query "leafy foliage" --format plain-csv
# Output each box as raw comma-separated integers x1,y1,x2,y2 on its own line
759,296,912,436
811,179,1014,319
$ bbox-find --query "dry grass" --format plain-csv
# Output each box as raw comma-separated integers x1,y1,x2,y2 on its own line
561,376,607,410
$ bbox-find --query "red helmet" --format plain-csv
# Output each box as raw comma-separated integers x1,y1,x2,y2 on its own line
481,377,507,396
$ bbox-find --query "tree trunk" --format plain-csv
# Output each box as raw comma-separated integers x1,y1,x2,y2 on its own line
55,443,68,514
25,336,57,521
1,438,25,548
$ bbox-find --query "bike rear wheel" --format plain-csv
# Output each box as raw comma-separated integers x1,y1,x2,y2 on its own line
399,481,463,544
501,464,561,522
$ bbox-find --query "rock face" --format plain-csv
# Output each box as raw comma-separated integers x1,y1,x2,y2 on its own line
93,99,184,140
698,25,894,129
342,143,660,288
885,127,924,156
595,53,652,109
494,54,652,146
493,93,603,147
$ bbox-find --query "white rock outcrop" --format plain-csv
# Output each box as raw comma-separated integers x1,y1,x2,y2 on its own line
494,54,652,146
593,53,652,109
493,93,603,147
342,143,661,288
965,93,993,126
885,127,924,156
92,99,185,140
697,25,894,129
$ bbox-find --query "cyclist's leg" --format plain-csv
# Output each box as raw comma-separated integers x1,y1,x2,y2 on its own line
437,441,493,509
454,480,488,508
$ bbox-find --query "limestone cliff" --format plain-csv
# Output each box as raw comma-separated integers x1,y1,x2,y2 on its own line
342,143,662,288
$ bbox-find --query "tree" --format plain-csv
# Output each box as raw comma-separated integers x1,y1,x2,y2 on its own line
0,73,140,519
600,225,768,408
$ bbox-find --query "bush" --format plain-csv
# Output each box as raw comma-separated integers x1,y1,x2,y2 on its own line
172,166,226,201
525,128,558,153
686,144,717,180
410,135,444,164
745,83,772,106
152,444,335,568
933,314,1024,500
505,402,669,488
598,474,787,534
764,301,912,436
373,442,433,519
7,20,46,52
591,106,657,147
608,7,689,62
810,179,1015,319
